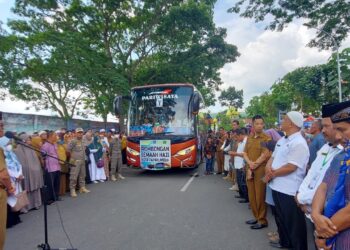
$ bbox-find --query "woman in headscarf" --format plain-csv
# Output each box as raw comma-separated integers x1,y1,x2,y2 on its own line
0,138,23,228
88,136,106,183
14,133,43,211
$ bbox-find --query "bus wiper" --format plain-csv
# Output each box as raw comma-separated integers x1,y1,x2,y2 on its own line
151,132,174,135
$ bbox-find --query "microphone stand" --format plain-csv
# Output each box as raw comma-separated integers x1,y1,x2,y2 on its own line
12,140,75,250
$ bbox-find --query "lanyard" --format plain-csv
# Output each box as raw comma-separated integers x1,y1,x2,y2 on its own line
320,147,338,171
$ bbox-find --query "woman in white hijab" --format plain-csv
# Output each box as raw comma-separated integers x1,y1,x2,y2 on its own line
0,136,23,227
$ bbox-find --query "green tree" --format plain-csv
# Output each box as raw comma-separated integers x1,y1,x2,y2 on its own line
323,48,350,102
2,0,239,123
68,0,238,106
218,86,243,108
229,0,350,49
216,111,232,131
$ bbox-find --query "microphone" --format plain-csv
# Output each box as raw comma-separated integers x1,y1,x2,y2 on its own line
5,131,47,156
5,131,22,142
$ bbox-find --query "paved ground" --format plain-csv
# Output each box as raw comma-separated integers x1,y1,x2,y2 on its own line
5,164,280,250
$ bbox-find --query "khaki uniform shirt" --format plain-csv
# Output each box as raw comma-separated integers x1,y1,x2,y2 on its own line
68,139,86,161
244,132,271,167
110,137,122,159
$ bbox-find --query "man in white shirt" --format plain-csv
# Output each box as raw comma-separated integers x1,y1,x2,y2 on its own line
265,111,310,249
296,105,343,250
229,128,248,202
296,106,342,216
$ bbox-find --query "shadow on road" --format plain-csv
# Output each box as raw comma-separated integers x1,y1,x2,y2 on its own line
129,166,199,178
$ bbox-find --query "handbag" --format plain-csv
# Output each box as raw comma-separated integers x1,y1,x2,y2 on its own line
97,158,104,168
12,190,29,212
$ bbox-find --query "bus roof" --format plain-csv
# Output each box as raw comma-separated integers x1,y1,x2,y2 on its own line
131,83,195,90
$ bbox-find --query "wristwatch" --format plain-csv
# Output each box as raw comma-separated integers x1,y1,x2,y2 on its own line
314,230,326,240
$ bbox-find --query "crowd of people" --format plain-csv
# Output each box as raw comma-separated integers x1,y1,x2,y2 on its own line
1,99,350,250
203,101,350,250
0,123,128,249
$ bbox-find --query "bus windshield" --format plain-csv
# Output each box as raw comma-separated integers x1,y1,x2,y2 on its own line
128,86,194,137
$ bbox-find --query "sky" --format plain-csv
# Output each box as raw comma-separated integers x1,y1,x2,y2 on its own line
0,0,350,119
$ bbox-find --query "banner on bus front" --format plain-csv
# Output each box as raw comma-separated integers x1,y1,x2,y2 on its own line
140,140,171,170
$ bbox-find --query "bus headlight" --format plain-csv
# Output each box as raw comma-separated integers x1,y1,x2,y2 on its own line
127,147,139,156
175,145,195,156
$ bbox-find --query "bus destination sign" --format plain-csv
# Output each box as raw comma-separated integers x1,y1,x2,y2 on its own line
140,140,171,170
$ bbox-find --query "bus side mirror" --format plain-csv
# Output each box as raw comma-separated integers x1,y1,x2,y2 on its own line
114,96,122,116
192,92,200,114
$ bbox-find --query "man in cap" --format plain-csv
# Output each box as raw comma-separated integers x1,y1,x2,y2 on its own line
39,130,48,143
0,115,16,249
296,104,343,248
265,111,309,249
312,100,350,250
67,128,90,197
109,130,125,181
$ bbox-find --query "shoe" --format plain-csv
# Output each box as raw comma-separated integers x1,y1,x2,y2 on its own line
118,174,125,180
111,175,117,181
70,190,77,198
245,219,257,225
239,199,249,203
47,200,55,205
269,234,280,243
267,231,278,237
269,242,286,249
93,181,98,184
250,223,268,229
56,197,63,201
223,176,230,180
229,186,238,191
232,184,239,191
99,180,105,183
234,195,243,198
216,172,222,175
79,187,90,193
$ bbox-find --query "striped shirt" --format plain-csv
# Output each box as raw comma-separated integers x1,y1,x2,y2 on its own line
323,151,350,249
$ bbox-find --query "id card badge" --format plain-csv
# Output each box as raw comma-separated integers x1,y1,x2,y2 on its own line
308,173,321,190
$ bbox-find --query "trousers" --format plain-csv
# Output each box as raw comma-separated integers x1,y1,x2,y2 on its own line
110,157,122,176
246,165,267,225
0,189,7,250
216,151,224,173
45,170,60,201
236,168,248,200
272,190,308,250
69,160,86,190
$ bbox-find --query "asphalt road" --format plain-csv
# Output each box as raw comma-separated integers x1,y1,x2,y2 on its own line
5,164,280,250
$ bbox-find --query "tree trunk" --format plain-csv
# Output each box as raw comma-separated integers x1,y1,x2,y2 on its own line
118,113,125,133
103,114,108,129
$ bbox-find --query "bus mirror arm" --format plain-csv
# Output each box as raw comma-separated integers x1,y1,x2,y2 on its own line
113,95,131,116
192,92,200,113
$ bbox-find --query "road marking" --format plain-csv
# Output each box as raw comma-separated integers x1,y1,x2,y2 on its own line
180,172,198,192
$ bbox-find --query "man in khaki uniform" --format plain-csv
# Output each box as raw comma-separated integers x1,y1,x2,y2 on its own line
0,118,16,250
243,115,271,229
109,133,125,181
215,127,225,174
67,128,90,197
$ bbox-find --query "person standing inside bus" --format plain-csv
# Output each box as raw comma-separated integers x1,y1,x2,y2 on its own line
215,127,225,175
243,115,271,229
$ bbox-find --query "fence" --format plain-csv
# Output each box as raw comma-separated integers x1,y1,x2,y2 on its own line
1,111,119,133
